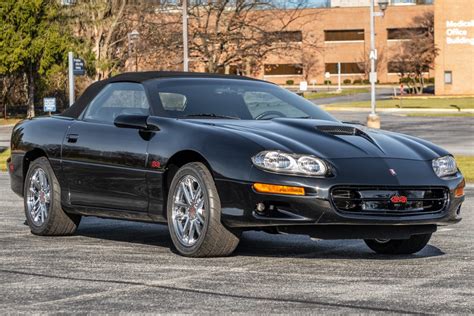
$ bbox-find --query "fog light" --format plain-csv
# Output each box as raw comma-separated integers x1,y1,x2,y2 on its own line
455,179,465,197
255,202,266,215
253,183,305,196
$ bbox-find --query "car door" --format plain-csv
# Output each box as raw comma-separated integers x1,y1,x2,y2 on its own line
61,82,151,212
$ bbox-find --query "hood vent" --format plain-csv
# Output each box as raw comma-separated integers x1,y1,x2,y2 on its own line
316,125,359,136
316,125,380,149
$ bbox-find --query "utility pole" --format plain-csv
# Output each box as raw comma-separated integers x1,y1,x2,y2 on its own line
182,0,189,72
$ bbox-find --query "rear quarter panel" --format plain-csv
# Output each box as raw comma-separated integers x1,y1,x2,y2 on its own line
10,116,73,196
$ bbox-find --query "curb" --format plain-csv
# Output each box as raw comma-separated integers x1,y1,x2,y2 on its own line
321,107,474,113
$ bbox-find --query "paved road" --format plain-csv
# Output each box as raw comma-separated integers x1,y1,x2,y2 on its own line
312,87,394,105
0,172,473,313
328,111,474,155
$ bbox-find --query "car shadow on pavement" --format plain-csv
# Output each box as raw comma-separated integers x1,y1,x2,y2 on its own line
75,218,445,260
235,232,445,260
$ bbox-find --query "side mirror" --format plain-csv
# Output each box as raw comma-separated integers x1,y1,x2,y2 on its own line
114,115,158,130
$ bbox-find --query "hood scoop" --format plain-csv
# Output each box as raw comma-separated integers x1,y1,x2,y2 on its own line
316,125,385,153
316,125,361,136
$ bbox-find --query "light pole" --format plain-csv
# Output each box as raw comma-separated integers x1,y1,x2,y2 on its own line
367,0,388,129
182,0,189,72
128,30,140,72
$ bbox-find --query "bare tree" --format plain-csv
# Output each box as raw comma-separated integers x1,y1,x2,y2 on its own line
66,0,132,80
298,32,323,82
183,0,320,74
390,12,438,94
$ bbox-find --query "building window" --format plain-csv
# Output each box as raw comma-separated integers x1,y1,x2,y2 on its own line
267,31,303,43
444,71,453,84
387,28,427,40
325,63,364,74
324,30,364,42
264,64,303,76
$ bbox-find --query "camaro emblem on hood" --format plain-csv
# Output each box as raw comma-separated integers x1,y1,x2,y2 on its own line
389,168,397,176
390,195,408,204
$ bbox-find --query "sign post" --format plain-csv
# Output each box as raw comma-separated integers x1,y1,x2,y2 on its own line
68,52,86,107
325,72,331,91
337,62,342,92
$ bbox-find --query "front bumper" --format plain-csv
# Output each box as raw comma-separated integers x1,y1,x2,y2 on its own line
215,167,464,231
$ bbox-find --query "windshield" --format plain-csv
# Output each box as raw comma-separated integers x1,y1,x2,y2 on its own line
153,78,338,122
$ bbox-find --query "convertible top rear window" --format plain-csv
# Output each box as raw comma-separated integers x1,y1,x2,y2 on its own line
153,78,337,121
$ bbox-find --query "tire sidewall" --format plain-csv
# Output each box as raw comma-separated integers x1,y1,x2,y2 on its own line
24,157,58,234
167,163,218,256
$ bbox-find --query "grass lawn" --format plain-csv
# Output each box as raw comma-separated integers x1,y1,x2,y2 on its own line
0,148,10,172
323,98,474,109
305,88,369,100
405,113,474,117
456,156,474,183
0,118,22,126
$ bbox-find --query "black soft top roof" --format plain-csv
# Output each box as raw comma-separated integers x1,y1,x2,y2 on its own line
110,71,262,83
61,71,261,118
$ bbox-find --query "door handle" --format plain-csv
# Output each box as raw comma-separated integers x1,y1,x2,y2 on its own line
66,134,79,143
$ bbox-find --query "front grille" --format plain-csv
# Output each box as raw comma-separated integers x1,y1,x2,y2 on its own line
330,186,449,216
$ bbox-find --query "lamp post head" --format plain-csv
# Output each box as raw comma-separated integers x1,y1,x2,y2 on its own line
378,0,389,13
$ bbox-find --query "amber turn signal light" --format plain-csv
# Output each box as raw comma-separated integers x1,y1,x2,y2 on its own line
455,179,465,197
253,183,305,196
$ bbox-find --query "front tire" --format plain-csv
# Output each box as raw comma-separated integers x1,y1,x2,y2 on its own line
364,233,432,255
24,157,81,236
167,162,240,257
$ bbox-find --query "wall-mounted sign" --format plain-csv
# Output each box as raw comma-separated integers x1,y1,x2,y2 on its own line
73,58,86,75
43,98,56,112
446,20,474,46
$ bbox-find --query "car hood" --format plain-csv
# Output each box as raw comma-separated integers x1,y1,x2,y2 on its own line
192,118,449,160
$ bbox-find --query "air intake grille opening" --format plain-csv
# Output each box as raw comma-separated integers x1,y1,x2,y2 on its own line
316,125,358,135
331,186,449,216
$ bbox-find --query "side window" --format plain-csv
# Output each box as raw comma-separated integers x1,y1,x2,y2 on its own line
83,83,150,124
243,91,307,118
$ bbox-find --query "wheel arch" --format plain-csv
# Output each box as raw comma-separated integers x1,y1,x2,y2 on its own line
23,148,49,186
162,150,213,218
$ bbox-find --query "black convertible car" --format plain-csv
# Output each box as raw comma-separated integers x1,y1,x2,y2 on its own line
8,72,465,257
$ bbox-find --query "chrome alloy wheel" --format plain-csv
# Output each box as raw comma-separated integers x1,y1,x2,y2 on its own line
26,168,51,226
171,175,206,247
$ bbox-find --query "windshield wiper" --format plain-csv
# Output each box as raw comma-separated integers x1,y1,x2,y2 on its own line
184,113,240,120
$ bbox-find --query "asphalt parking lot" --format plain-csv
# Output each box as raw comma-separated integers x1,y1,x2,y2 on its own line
327,111,474,155
0,172,473,313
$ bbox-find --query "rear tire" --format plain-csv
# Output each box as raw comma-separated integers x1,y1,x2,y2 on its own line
364,233,432,255
24,157,81,236
167,162,240,257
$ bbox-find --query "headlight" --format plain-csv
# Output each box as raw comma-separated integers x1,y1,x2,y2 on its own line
252,151,328,176
432,156,458,178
